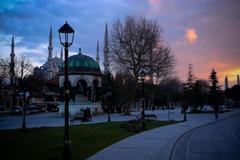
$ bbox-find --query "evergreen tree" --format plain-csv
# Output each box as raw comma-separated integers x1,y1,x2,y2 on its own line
186,63,196,91
208,69,223,119
185,63,196,111
192,80,209,111
209,69,221,93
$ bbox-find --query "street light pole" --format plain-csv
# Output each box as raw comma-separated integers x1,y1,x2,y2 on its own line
139,70,146,131
141,78,145,130
182,83,188,122
107,101,111,122
64,46,70,160
22,89,26,129
58,22,74,160
21,61,26,129
183,104,187,121
107,71,112,122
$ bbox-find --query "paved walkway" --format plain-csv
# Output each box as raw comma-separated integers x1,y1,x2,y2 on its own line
170,113,240,160
87,110,240,160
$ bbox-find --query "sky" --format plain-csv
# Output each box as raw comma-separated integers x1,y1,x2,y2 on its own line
0,0,239,87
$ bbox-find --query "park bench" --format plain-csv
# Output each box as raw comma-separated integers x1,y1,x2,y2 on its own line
136,114,157,120
70,116,87,125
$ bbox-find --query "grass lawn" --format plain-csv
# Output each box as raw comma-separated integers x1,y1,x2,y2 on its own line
0,120,177,160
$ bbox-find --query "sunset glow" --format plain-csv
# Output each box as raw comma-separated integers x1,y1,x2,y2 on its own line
185,28,198,43
221,67,240,81
0,0,239,87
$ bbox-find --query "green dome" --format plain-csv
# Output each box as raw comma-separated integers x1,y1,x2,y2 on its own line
59,53,101,75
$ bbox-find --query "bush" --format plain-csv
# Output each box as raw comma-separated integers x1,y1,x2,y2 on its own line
120,119,142,133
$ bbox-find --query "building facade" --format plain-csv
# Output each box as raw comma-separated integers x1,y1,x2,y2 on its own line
34,26,64,80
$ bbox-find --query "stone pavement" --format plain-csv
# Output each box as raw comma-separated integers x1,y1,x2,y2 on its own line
0,108,183,129
170,113,240,160
87,110,240,160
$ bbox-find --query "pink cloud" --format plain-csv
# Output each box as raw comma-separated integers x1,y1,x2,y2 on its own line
148,0,160,4
185,28,198,43
149,0,160,4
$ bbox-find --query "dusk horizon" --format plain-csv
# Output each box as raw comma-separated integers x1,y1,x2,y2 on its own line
1,1,240,160
1,0,240,87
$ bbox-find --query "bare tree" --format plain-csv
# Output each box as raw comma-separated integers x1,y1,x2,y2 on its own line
0,57,9,90
15,56,33,79
110,16,175,82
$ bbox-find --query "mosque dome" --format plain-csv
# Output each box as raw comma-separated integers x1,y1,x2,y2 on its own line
59,52,101,75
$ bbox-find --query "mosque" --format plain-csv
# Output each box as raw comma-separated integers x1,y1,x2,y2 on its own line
38,26,64,80
224,75,240,90
34,24,110,115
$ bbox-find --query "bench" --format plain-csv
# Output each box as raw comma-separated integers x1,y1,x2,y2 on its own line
136,114,157,120
70,116,86,125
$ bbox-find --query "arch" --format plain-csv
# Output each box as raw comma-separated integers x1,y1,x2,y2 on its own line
92,79,99,88
76,79,88,96
73,77,90,87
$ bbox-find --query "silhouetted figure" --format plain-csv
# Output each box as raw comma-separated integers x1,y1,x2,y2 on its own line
83,107,92,122
87,107,92,122
181,101,188,121
214,106,219,119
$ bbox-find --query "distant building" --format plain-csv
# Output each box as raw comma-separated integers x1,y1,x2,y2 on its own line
237,74,240,85
0,36,22,109
33,26,63,80
10,36,15,86
1,24,110,111
224,74,240,89
58,23,110,101
57,23,110,115
59,48,102,102
225,76,229,90
34,24,110,80
103,23,110,74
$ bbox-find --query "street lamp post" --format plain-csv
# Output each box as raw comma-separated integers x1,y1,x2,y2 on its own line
182,83,188,121
21,61,26,129
21,81,26,129
107,71,112,122
58,22,75,160
139,70,146,130
183,102,187,121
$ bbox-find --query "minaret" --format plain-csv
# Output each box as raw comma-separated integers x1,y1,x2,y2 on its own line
79,48,82,54
48,26,53,60
96,40,100,64
103,23,110,73
225,76,229,90
237,74,240,85
47,26,53,79
10,36,15,86
60,47,63,60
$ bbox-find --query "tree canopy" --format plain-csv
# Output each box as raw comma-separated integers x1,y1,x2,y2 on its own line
110,16,175,82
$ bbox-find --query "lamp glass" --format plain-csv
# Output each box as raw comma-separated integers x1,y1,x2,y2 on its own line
58,22,75,47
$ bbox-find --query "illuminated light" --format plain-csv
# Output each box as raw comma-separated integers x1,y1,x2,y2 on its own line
185,28,198,43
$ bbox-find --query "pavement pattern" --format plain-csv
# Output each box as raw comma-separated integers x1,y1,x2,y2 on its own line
170,113,240,160
87,110,240,160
